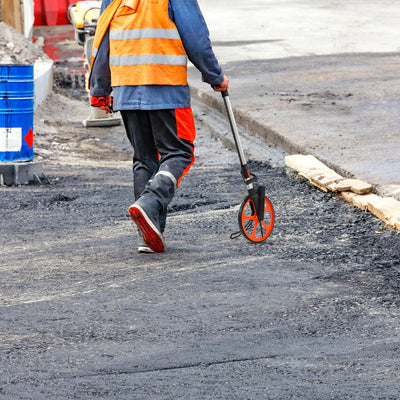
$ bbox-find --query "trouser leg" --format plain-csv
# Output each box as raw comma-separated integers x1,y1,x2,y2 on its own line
121,108,196,231
140,108,195,213
121,110,159,200
122,110,166,232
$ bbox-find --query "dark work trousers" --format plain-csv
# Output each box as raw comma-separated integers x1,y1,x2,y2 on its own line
121,108,196,232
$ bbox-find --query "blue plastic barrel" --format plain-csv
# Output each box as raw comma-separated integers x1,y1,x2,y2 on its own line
0,65,34,162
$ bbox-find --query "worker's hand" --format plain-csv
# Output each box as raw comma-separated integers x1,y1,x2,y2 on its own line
212,75,229,92
90,95,113,114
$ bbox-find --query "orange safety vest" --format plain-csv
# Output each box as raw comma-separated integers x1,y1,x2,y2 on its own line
91,0,188,87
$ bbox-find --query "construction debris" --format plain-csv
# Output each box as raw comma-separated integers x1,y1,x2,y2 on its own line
286,154,400,230
0,21,49,64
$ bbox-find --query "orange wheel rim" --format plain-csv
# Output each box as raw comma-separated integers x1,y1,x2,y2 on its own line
240,197,274,242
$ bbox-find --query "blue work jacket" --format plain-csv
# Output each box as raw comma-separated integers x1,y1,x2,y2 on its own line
90,0,224,110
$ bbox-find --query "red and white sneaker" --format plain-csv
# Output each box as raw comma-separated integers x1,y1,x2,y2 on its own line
129,199,165,253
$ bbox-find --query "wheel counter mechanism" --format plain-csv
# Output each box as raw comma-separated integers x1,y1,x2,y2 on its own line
219,90,275,242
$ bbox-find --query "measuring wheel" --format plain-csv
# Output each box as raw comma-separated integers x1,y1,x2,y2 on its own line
238,195,274,242
218,89,275,243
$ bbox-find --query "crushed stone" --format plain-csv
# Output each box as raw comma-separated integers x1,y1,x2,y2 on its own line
0,21,50,65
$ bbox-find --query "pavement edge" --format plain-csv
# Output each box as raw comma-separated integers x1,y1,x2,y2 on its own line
190,86,400,232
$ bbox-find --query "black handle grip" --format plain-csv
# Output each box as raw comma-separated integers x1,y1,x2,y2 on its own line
211,84,229,97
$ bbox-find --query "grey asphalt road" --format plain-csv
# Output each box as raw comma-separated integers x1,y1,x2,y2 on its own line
2,2,400,397
0,92,399,399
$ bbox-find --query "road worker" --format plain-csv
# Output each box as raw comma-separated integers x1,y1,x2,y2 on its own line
89,0,229,253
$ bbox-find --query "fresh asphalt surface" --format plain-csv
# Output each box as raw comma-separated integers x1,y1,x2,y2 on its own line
1,91,399,399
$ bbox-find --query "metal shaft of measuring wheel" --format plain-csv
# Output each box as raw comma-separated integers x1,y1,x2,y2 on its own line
222,90,248,169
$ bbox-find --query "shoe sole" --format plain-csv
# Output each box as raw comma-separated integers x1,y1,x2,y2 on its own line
129,205,165,253
138,245,154,254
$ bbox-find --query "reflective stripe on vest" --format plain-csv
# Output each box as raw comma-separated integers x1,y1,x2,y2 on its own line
110,28,181,41
110,54,187,66
109,28,187,67
92,46,98,59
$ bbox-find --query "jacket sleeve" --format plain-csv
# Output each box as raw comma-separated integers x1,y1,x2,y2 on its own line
170,0,224,86
89,29,112,96
89,1,112,96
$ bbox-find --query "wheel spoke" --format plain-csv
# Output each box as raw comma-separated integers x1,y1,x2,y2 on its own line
243,213,257,222
250,220,259,239
261,220,272,235
258,219,266,237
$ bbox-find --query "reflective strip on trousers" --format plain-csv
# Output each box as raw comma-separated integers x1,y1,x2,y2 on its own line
155,171,177,191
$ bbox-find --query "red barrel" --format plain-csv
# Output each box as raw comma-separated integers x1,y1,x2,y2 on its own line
43,0,68,25
34,0,46,26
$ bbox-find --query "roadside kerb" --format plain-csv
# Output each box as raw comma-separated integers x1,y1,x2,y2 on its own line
286,155,400,231
190,86,307,158
190,86,400,232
